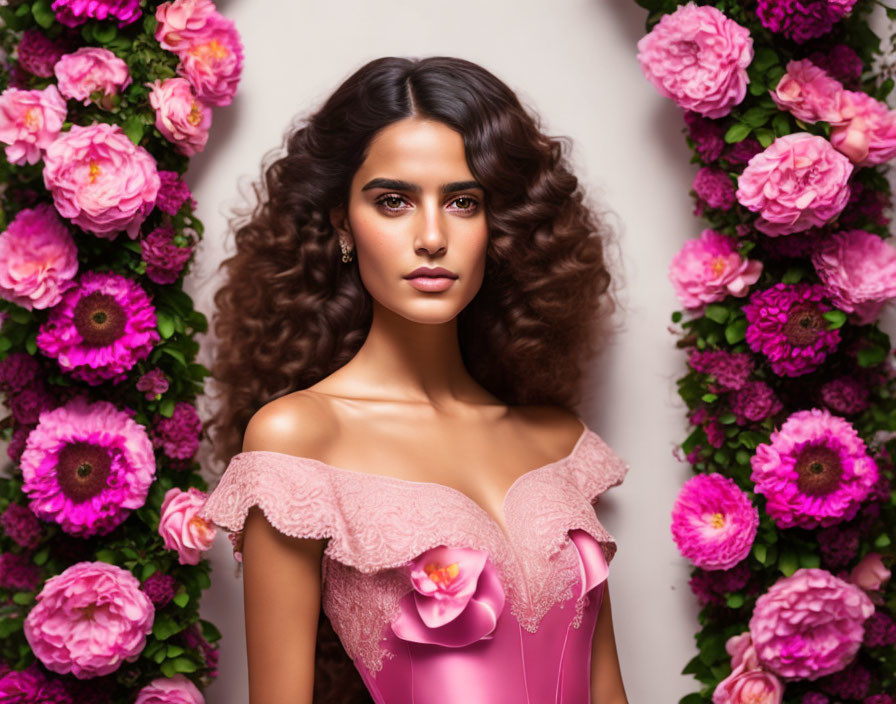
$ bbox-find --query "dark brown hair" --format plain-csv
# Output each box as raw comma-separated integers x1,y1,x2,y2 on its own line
207,55,623,467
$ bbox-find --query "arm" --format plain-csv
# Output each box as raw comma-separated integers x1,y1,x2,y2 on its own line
590,577,629,704
239,400,331,704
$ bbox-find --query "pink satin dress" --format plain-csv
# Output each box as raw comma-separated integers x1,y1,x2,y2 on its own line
199,420,628,704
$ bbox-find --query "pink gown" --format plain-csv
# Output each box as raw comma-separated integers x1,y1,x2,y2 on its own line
199,419,628,704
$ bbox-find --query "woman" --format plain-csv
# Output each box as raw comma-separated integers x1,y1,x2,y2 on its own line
200,55,630,704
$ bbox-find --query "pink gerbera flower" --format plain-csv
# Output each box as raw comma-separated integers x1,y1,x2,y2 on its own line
36,270,160,386
750,407,878,529
19,395,156,537
670,473,759,570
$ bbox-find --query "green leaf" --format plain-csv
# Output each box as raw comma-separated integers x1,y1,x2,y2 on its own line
858,345,887,367
159,397,175,418
200,619,222,642
754,127,775,148
753,543,768,565
718,411,736,425
157,311,176,340
161,347,186,366
741,107,775,128
32,546,50,566
725,593,744,608
671,311,683,323
160,660,177,677
823,310,847,329
0,616,24,638
751,47,779,74
92,23,117,43
701,393,718,403
32,0,56,29
141,563,158,581
95,549,117,564
874,532,892,548
173,591,190,608
153,615,183,641
704,304,729,324
779,550,799,577
799,552,820,569
166,644,185,658
121,115,145,145
12,591,34,605
781,267,805,284
154,648,167,664
724,122,752,144
171,656,199,673
724,319,747,345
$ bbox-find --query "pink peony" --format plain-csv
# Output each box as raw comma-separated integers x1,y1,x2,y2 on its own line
42,122,159,239
749,567,874,680
20,396,156,537
636,2,753,119
390,545,506,647
135,674,204,704
713,668,783,704
53,47,131,110
770,59,848,124
850,553,891,591
36,270,160,386
175,13,244,107
154,0,218,53
736,132,854,236
147,77,211,156
750,408,879,530
51,0,142,27
669,229,763,310
0,85,67,166
811,229,896,324
670,473,759,570
830,89,896,166
159,487,217,566
25,561,154,679
0,203,78,310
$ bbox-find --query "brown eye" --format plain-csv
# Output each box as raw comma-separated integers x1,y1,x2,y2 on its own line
377,194,408,211
451,196,479,212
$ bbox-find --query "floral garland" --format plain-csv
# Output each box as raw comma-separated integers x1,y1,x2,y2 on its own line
0,1,242,701
635,1,896,703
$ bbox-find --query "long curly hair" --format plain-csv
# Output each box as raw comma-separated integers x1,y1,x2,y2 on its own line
207,55,624,470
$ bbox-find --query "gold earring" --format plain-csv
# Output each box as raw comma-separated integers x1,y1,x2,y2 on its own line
339,237,354,263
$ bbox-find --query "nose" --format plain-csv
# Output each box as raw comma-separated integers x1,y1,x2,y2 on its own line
414,199,447,256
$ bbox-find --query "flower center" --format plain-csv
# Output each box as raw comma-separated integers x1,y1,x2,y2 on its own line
783,302,824,347
72,292,127,347
794,444,843,496
423,561,460,586
709,255,727,277
82,603,97,620
55,442,112,503
675,39,700,56
708,512,725,529
189,514,213,539
23,107,41,131
190,38,229,62
188,101,203,126
88,160,101,184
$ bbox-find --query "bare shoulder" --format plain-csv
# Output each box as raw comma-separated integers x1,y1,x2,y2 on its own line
515,404,586,452
241,389,340,458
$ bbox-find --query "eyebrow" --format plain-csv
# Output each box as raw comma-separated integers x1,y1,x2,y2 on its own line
360,178,483,195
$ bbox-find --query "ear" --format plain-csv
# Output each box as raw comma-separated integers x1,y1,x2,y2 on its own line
329,205,352,243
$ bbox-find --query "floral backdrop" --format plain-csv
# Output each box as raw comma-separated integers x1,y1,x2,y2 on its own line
635,1,896,703
0,0,241,701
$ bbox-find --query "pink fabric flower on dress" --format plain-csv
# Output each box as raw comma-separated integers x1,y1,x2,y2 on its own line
390,545,505,647
669,229,763,310
770,59,848,124
829,89,896,166
54,47,131,110
0,85,67,166
636,2,753,119
749,567,874,680
135,674,204,704
810,229,896,324
568,528,609,599
670,473,758,570
147,77,211,156
42,122,159,239
736,132,853,236
24,561,154,679
158,487,217,566
849,553,891,591
0,203,78,311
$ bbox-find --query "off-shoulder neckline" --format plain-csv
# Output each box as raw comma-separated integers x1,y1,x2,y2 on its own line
234,418,592,543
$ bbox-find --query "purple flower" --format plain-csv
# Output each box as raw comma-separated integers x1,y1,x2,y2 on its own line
756,0,855,44
688,349,755,392
136,368,169,401
0,352,41,394
151,401,202,460
693,166,736,215
818,661,871,700
688,561,752,607
820,376,869,415
140,572,176,608
801,694,830,704
0,552,42,591
0,663,72,703
750,408,879,529
51,0,141,28
725,137,763,165
818,524,860,568
863,610,896,648
155,171,195,215
743,283,841,377
8,384,55,425
16,29,70,78
0,503,42,549
808,45,863,88
730,380,782,425
683,110,725,162
140,225,194,285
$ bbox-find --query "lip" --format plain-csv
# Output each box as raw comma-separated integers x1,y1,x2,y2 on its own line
405,276,456,292
404,266,458,279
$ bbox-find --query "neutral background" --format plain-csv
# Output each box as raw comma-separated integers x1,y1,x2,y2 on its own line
1,1,890,702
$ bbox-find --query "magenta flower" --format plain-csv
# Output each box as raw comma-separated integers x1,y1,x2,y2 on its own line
152,401,202,459
24,561,154,678
730,381,783,426
669,229,762,311
0,663,71,703
0,204,78,311
135,674,204,704
147,77,211,156
51,0,142,28
154,170,194,215
158,487,217,566
756,0,856,44
749,567,874,680
636,2,753,119
693,167,736,214
688,349,755,392
736,133,853,236
0,503,42,549
750,407,879,529
811,229,896,324
54,47,131,110
820,376,869,415
16,29,70,78
830,90,896,167
36,270,160,386
0,85,67,166
42,122,160,239
390,545,506,647
770,59,848,124
743,283,841,377
141,224,195,285
670,473,758,570
19,396,156,537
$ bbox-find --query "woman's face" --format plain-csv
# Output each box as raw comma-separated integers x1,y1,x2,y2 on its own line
333,116,488,324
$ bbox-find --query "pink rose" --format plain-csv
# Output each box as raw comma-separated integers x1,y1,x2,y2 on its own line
175,13,244,107
0,85,67,165
770,59,849,124
830,89,896,166
24,561,154,678
636,2,753,118
0,203,78,310
42,122,160,239
54,47,131,110
736,132,853,236
147,77,211,156
669,229,763,310
159,487,217,566
135,674,204,704
713,668,783,704
155,0,218,53
849,553,891,591
390,545,505,647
